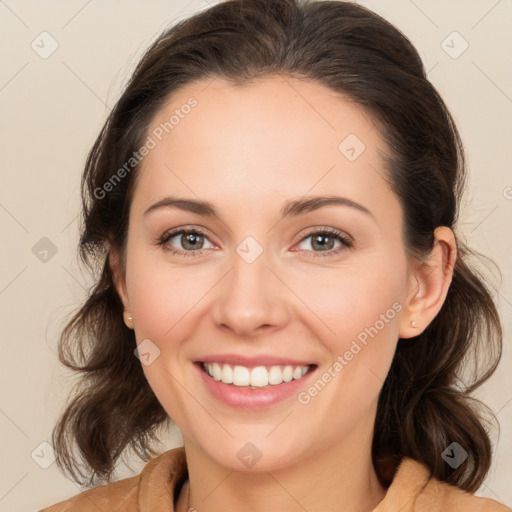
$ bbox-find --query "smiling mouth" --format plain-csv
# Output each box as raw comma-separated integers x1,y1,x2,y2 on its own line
196,361,317,389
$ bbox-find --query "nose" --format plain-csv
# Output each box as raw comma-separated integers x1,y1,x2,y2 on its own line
211,248,291,337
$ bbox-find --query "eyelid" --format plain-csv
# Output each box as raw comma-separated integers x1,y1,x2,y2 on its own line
291,226,353,258
155,226,206,252
293,226,353,245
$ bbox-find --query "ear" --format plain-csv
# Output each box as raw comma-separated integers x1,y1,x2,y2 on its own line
109,246,133,329
399,226,457,339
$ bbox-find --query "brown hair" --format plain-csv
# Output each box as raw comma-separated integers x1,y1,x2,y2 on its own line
52,0,503,492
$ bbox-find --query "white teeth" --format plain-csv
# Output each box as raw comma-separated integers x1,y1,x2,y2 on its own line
203,362,312,387
268,366,283,385
250,366,268,387
282,366,293,382
221,363,233,384
232,365,250,386
212,362,222,381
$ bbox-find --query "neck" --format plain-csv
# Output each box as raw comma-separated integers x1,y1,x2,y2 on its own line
176,430,387,512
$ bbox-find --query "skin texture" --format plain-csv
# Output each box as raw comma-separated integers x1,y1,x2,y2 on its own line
111,75,457,512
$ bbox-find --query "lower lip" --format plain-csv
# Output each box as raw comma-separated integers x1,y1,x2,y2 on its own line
194,362,318,410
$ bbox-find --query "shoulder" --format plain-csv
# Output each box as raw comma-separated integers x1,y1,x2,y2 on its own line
378,457,510,512
421,474,510,512
38,473,140,512
39,446,187,512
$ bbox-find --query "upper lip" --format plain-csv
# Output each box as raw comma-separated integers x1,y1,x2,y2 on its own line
196,354,317,369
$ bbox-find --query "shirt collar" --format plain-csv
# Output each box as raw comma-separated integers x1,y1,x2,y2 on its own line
134,447,433,512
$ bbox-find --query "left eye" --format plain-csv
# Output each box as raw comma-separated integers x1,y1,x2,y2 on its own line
295,229,352,256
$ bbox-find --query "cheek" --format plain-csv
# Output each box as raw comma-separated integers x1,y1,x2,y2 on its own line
126,250,218,348
124,256,207,417
292,259,405,339
129,270,190,339
288,254,406,386
301,274,404,425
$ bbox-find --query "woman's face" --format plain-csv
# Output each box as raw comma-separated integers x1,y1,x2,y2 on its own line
114,75,418,471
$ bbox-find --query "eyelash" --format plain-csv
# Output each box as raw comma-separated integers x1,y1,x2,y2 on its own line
157,226,353,258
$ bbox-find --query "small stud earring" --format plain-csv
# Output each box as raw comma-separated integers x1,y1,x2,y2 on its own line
411,320,417,328
127,315,133,321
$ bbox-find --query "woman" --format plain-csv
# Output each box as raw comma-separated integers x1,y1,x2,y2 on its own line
40,0,509,510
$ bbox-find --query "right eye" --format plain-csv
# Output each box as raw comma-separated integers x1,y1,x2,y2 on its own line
158,228,215,257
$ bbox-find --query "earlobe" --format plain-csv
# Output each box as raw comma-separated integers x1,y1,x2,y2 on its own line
108,248,133,329
123,312,134,329
399,226,457,339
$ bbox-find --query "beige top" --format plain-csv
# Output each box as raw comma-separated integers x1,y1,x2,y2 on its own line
40,447,510,511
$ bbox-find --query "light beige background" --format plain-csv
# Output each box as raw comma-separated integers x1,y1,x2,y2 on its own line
0,0,511,510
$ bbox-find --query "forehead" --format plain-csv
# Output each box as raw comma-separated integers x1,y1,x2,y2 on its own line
147,74,378,157
133,75,399,226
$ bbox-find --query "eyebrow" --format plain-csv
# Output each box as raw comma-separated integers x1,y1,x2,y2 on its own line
143,195,374,220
